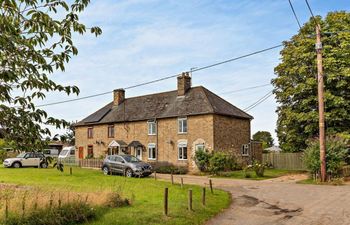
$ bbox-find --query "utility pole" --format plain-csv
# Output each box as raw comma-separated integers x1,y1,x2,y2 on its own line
315,24,326,182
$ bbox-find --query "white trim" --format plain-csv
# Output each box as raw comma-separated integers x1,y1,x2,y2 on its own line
241,144,250,156
178,142,188,160
147,121,156,135
148,143,156,160
135,146,142,160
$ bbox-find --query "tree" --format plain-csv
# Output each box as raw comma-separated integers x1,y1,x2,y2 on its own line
252,131,274,149
272,11,350,152
0,0,101,151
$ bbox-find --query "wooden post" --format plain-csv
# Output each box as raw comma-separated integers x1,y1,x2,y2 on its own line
188,189,193,211
202,187,206,206
181,177,183,189
171,172,174,185
209,179,213,194
164,188,168,216
154,171,157,180
70,167,72,175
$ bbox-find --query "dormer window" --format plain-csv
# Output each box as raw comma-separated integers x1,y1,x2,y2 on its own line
148,120,156,135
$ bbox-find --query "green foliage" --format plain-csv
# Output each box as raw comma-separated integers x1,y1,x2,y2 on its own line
272,11,350,152
194,149,212,172
208,152,240,174
252,131,274,149
0,0,101,152
154,165,188,174
303,136,348,177
4,201,97,225
252,161,266,177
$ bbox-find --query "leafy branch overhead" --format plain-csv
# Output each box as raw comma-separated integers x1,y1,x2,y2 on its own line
0,0,102,151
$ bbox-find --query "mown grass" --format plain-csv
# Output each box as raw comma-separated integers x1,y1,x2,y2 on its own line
215,169,305,180
297,178,345,186
0,166,230,225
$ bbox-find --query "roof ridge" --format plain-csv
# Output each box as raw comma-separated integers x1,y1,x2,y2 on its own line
199,86,215,113
201,86,253,119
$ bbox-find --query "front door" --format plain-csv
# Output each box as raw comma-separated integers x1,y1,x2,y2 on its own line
135,147,142,160
78,147,84,159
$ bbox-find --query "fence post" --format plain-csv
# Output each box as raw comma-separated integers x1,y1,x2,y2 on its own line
188,189,193,211
154,171,157,180
70,167,72,175
171,172,174,185
202,187,206,206
209,179,213,194
164,187,168,216
181,177,183,189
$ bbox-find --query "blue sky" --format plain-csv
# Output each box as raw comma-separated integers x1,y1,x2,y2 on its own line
39,0,350,144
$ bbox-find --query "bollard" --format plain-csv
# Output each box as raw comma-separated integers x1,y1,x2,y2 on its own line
154,171,157,180
202,187,206,206
164,187,168,216
171,172,174,185
209,179,213,194
188,189,193,211
181,177,184,189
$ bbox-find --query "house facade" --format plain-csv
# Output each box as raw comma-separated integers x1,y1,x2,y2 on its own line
74,73,261,171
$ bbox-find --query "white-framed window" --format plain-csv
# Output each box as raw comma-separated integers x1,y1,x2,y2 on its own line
241,144,250,156
148,120,156,135
178,142,188,160
195,144,205,152
178,117,187,134
148,143,156,160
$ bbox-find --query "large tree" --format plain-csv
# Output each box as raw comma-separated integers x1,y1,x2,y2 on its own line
272,11,350,152
0,0,101,151
252,131,274,149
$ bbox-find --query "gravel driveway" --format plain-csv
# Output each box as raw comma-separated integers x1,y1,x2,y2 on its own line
155,173,350,225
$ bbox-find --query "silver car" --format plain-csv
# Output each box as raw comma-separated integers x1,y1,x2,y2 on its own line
3,152,48,168
102,154,152,177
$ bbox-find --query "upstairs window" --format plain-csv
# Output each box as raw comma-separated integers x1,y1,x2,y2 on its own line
178,117,187,134
148,120,156,135
108,125,114,138
87,127,93,139
241,144,250,156
148,143,156,160
178,142,188,160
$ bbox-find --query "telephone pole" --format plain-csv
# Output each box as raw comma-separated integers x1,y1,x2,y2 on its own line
315,24,326,182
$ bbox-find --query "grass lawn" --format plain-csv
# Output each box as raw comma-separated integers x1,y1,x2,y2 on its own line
215,169,305,180
0,166,230,225
297,178,345,186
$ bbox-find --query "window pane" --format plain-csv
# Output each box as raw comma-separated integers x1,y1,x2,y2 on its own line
178,147,182,159
183,119,187,132
178,119,182,133
183,147,187,159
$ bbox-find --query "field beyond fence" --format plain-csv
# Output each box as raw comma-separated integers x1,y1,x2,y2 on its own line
262,153,306,170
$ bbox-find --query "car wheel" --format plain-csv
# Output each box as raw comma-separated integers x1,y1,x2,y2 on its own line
12,162,21,168
125,168,133,178
102,166,110,175
40,163,48,168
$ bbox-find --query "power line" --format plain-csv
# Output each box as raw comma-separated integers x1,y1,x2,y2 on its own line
219,83,271,95
244,90,273,111
35,44,282,108
304,0,317,23
288,0,302,30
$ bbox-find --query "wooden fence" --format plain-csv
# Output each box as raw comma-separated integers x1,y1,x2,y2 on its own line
59,158,103,168
262,152,306,170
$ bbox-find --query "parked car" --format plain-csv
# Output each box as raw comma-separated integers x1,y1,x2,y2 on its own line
58,146,75,159
3,152,48,168
102,154,152,177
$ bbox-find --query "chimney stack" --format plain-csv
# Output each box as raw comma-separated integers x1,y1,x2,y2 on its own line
113,88,125,106
177,72,191,96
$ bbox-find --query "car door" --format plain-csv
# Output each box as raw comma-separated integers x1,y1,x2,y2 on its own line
108,156,118,173
22,153,36,166
115,156,126,174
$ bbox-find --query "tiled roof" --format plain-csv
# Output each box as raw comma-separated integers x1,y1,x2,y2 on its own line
75,86,253,126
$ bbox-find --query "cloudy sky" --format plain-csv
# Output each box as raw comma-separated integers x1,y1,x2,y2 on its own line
38,0,350,144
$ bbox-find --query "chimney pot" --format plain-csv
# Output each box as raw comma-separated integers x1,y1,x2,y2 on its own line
177,72,191,96
113,88,125,106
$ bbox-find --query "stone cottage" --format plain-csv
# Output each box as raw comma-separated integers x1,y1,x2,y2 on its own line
74,72,261,171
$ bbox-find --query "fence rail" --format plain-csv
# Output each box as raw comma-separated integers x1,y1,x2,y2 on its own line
262,153,306,170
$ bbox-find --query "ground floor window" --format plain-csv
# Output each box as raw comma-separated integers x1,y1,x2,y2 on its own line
195,144,205,151
87,145,94,158
148,143,156,160
241,144,249,156
178,142,187,160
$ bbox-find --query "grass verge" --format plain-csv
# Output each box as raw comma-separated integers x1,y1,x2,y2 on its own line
0,166,230,225
214,169,305,180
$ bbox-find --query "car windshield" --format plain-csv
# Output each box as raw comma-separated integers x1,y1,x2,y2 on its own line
16,153,26,158
59,150,69,156
123,155,140,163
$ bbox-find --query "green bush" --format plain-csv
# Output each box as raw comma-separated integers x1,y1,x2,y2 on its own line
209,152,229,174
0,150,7,163
303,135,348,178
4,201,97,225
194,149,212,172
154,165,188,174
252,161,266,177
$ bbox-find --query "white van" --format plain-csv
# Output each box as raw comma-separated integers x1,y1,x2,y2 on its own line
43,149,59,158
58,146,75,159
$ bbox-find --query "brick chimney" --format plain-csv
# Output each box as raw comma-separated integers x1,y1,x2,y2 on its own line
113,88,125,106
177,72,191,96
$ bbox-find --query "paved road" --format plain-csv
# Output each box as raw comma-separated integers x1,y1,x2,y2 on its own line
155,174,350,225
